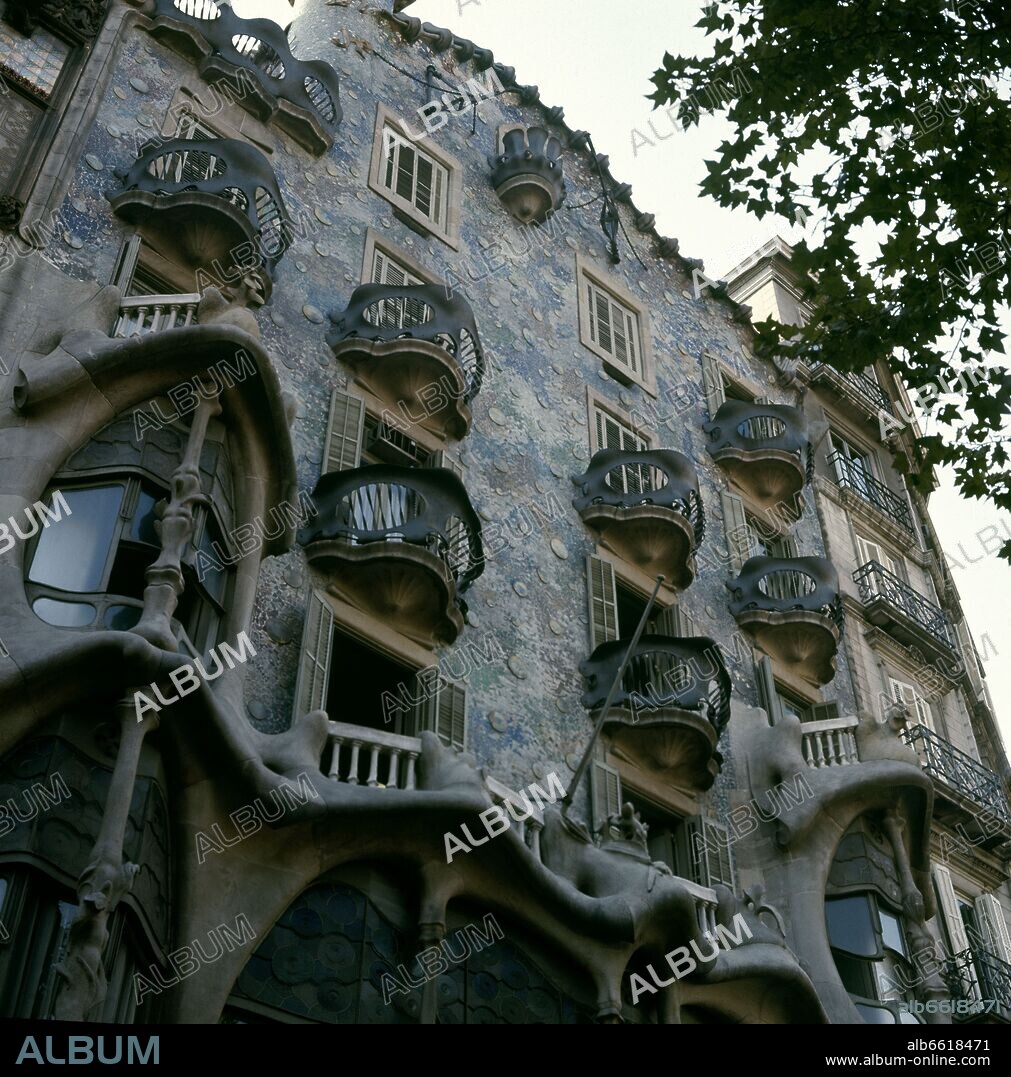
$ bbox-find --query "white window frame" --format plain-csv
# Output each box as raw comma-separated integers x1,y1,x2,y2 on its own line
576,256,656,395
367,105,462,249
856,533,903,580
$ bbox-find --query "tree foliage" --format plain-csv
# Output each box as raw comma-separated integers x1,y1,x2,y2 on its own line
651,0,1011,552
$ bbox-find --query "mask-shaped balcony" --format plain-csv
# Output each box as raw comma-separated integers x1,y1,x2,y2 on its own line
146,0,342,154
580,635,730,791
108,138,290,301
327,284,485,441
704,399,812,518
297,465,484,646
728,556,843,686
571,449,704,589
490,126,566,224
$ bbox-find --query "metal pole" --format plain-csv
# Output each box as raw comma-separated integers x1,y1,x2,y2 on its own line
561,574,665,819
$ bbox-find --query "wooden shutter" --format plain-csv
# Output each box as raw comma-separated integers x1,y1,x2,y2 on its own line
721,490,751,574
419,680,467,750
688,816,735,890
292,590,334,720
932,865,971,954
975,894,1011,963
653,601,693,638
586,555,619,649
701,353,726,420
755,655,784,725
430,449,464,479
588,282,614,357
808,700,840,723
323,388,365,474
590,752,622,839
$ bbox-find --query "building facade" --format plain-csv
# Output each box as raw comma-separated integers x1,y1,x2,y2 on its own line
0,0,1008,1025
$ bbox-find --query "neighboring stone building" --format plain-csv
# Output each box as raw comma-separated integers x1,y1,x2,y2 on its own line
0,0,1008,1025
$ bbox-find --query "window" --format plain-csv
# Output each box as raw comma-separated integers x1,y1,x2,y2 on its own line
856,534,903,580
888,678,935,732
745,511,796,560
825,892,920,1023
26,477,230,656
367,246,429,331
368,107,461,248
577,258,655,394
0,17,75,199
621,789,690,876
590,401,649,455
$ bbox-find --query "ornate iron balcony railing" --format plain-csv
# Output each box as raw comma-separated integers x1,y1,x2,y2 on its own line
729,555,844,629
944,946,1011,1017
828,452,914,532
297,464,484,594
571,448,705,546
902,723,1011,826
109,137,291,271
808,362,891,412
148,0,342,146
853,560,956,652
327,283,486,404
580,635,731,738
704,398,813,484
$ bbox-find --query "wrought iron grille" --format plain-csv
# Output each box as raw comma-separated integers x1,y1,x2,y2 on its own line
829,452,914,532
853,561,956,651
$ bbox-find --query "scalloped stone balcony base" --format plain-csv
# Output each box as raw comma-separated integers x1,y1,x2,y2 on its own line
333,338,472,439
597,706,720,792
577,503,696,589
305,539,464,646
736,610,840,686
108,190,269,298
495,174,557,225
711,448,806,518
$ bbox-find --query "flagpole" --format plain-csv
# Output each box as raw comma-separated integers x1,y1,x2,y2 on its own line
561,574,665,820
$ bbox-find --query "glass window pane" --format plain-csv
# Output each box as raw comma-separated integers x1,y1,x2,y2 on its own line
130,487,160,545
826,895,879,957
880,910,907,957
28,485,124,591
197,514,227,603
0,24,70,100
32,598,97,627
833,950,877,998
104,605,142,631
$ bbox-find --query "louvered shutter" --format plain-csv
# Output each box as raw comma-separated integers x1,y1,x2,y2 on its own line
323,388,365,474
418,680,467,750
588,282,613,356
932,865,971,954
688,816,735,890
721,490,751,574
586,555,619,649
701,353,726,421
755,655,784,725
975,894,1011,963
652,603,681,638
590,752,622,839
292,590,334,720
430,449,464,479
808,701,840,723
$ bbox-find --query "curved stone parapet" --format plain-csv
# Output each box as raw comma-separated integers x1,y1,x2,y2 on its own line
728,555,843,685
144,0,342,153
327,284,485,440
490,126,566,224
572,448,704,588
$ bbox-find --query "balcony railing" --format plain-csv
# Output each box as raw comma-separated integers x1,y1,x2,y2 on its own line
571,448,705,546
729,556,844,629
113,293,201,338
704,399,812,478
808,363,891,413
326,722,420,790
298,464,484,593
148,0,342,150
945,947,1011,1019
828,452,914,533
108,137,291,274
902,723,1011,826
580,635,732,738
802,714,859,768
853,561,956,653
327,283,485,406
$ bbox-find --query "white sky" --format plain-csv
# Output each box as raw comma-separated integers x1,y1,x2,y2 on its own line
242,0,1011,749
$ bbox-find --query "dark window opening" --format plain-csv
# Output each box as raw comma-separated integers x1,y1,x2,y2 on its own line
621,788,689,877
